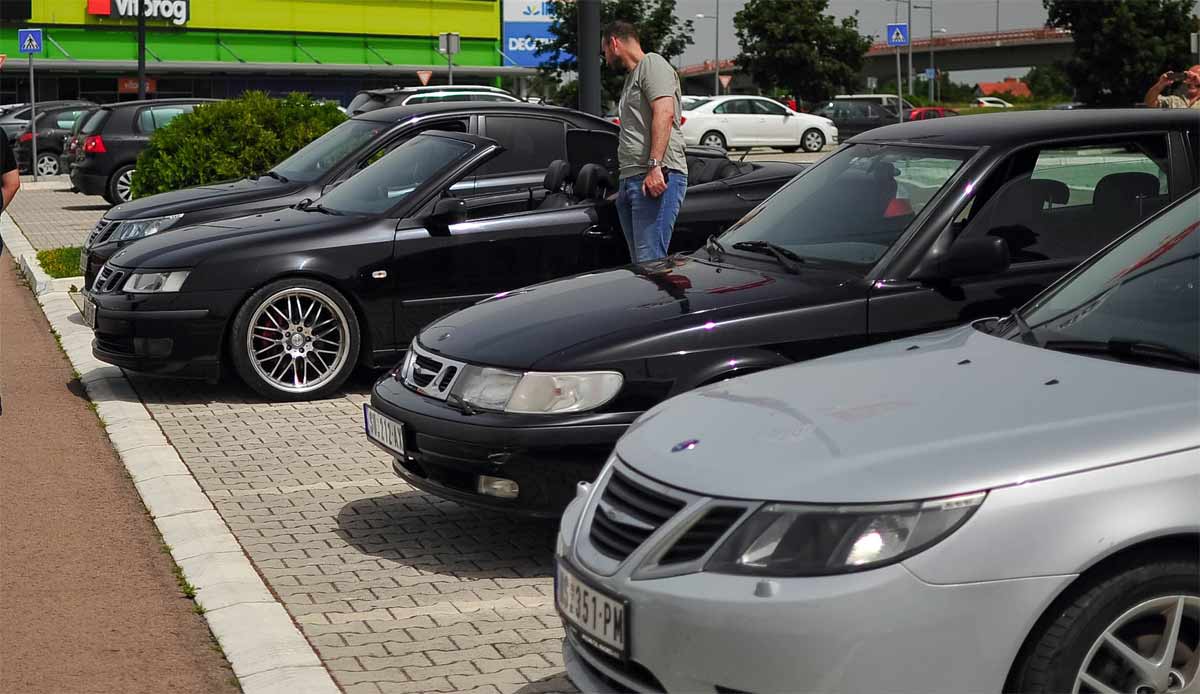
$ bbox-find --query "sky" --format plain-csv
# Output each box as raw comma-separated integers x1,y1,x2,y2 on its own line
676,0,1052,84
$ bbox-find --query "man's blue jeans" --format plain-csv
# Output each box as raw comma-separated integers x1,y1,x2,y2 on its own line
616,170,687,263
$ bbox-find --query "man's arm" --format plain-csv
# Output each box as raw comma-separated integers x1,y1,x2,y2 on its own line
1144,73,1175,108
1,170,18,211
642,96,675,197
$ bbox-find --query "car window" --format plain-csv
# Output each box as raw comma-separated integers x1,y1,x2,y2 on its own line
271,118,391,183
355,118,468,171
752,99,787,116
956,137,1171,264
715,100,753,115
477,116,566,177
318,135,477,216
138,106,192,133
11,108,31,120
81,109,110,135
53,109,89,129
470,94,513,102
720,143,973,268
1021,196,1198,368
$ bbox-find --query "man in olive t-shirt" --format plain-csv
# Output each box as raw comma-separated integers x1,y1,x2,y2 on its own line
603,20,688,263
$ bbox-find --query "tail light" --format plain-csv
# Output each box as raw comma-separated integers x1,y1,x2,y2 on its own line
680,116,687,125
18,132,32,143
83,135,106,154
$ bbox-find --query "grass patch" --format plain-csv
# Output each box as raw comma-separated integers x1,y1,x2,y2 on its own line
172,564,198,599
36,246,83,279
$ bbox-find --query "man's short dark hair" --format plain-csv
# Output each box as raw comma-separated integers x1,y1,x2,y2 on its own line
603,21,639,44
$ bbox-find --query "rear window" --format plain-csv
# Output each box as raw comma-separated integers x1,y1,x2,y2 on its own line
81,109,110,135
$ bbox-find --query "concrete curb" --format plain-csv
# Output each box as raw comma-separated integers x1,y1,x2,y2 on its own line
0,211,84,295
4,216,340,694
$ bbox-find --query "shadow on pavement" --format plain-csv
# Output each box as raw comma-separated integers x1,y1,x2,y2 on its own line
62,204,111,212
514,673,577,694
335,490,559,579
125,364,381,406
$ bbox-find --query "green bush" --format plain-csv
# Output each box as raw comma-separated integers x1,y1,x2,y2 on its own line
131,91,346,199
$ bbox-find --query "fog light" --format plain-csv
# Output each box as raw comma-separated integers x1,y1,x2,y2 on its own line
477,475,519,499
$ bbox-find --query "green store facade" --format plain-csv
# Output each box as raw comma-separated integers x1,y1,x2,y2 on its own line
0,0,537,105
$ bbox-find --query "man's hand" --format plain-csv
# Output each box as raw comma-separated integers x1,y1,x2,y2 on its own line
642,166,667,198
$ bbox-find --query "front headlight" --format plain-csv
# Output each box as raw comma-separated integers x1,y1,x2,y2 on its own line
449,366,623,414
110,214,184,242
122,270,190,293
705,491,985,576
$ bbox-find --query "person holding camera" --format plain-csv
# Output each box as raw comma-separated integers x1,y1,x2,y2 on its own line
1144,65,1200,108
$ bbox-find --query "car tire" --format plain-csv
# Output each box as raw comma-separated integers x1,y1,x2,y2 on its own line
800,129,825,153
230,278,362,401
1007,553,1200,693
700,130,727,150
105,165,136,205
35,152,60,177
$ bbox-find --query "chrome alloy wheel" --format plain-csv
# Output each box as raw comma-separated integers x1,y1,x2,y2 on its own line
36,154,60,177
1075,595,1200,694
116,168,135,202
802,129,825,153
701,132,726,148
246,288,351,395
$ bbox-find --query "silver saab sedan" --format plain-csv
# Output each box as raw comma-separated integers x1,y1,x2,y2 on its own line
555,191,1200,693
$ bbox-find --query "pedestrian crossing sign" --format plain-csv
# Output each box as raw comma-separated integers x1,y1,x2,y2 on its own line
886,23,909,48
18,29,43,55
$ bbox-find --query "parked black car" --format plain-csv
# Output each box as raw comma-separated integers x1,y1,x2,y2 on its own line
70,98,218,205
0,99,92,141
811,98,897,138
84,130,801,400
82,102,627,290
60,107,100,175
368,109,1200,516
12,104,96,176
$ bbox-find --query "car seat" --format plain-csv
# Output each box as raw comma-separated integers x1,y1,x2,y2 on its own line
574,163,614,202
1092,171,1162,236
537,160,573,210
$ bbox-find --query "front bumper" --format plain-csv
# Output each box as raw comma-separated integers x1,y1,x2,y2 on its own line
369,378,636,517
88,285,242,382
556,491,1073,693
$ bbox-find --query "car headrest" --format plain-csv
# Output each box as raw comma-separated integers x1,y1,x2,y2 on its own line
1031,178,1069,207
543,159,571,193
1093,172,1160,207
575,163,613,201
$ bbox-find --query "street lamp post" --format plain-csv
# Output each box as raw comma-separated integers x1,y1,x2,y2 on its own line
913,3,942,103
695,3,720,96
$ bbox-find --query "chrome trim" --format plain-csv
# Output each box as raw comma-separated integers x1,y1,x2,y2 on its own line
403,340,467,401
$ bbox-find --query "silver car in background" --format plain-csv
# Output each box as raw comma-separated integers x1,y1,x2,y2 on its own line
556,193,1200,693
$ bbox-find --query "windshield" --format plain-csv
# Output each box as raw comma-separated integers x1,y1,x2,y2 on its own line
271,119,387,183
317,135,476,216
718,143,973,268
1016,194,1199,370
81,109,109,135
683,97,712,111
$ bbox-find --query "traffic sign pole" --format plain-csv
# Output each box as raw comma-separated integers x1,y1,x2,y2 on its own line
886,23,908,123
28,53,37,182
896,48,903,123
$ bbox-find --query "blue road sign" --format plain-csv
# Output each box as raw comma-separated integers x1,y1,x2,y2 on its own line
924,67,936,79
18,29,43,55
886,23,909,48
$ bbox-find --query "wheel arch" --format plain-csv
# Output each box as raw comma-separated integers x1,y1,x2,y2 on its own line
1002,531,1200,692
668,348,792,395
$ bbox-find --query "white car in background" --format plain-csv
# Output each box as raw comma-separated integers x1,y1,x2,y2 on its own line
975,96,1015,108
680,95,837,153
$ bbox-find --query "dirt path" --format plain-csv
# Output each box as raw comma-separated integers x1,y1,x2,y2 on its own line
0,250,240,694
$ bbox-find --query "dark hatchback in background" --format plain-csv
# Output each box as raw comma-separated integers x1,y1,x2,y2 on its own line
0,99,92,140
368,109,1200,516
812,98,898,138
81,102,626,292
347,85,519,115
12,104,96,176
83,128,799,401
70,98,218,205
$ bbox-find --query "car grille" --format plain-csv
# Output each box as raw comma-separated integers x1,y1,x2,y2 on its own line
86,219,117,248
92,264,126,293
658,506,745,565
402,341,466,400
589,469,686,562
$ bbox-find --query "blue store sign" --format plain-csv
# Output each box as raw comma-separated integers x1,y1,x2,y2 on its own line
502,1,570,68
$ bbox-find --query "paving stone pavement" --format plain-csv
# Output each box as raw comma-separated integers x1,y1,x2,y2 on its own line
6,177,109,250
128,372,578,694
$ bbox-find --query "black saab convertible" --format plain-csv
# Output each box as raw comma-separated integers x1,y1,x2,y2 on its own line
368,109,1200,516
85,130,801,400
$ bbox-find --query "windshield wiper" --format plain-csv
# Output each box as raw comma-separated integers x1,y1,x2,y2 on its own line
705,235,726,261
1008,309,1042,347
308,203,343,216
261,170,289,183
1043,339,1199,371
730,240,801,274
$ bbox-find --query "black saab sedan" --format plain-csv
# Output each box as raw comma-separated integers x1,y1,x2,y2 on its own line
85,130,800,400
81,102,631,291
368,109,1200,516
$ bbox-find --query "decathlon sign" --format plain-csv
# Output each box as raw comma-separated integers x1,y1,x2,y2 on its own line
87,0,190,26
502,0,567,68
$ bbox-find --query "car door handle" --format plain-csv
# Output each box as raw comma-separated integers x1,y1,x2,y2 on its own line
583,226,613,240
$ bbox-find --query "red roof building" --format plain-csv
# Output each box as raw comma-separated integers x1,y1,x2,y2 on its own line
974,77,1032,99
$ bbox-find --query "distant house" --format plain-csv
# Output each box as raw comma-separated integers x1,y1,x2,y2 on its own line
974,77,1032,99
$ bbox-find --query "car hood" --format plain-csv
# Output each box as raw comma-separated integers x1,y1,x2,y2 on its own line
105,176,305,220
617,324,1200,503
419,255,861,370
109,207,349,269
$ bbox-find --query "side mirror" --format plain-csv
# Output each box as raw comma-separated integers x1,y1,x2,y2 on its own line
429,197,467,226
912,236,1010,282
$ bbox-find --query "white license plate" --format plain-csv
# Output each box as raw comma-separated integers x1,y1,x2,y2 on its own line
556,561,628,659
80,295,97,329
364,404,405,457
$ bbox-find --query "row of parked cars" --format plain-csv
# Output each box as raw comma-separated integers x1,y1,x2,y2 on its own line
78,96,1199,693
